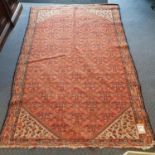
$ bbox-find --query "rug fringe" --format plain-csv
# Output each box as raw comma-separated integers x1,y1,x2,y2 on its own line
0,141,154,150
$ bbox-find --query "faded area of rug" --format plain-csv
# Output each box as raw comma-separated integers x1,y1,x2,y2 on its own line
0,4,154,149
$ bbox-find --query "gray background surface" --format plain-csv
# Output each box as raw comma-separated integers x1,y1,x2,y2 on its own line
0,0,155,154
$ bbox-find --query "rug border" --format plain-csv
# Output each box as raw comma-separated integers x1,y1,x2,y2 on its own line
116,2,155,146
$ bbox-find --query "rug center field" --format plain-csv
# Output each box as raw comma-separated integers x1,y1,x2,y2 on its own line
21,7,130,140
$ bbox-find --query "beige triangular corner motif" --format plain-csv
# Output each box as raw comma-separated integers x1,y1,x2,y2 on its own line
87,9,113,22
37,10,62,23
13,108,58,140
95,107,139,140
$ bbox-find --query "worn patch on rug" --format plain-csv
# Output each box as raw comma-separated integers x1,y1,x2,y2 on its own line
0,4,154,149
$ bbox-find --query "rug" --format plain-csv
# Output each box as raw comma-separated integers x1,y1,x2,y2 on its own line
0,4,154,149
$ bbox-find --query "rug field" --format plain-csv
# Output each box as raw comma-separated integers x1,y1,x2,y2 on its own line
0,4,154,149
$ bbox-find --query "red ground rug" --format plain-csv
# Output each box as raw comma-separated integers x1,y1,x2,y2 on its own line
0,4,154,149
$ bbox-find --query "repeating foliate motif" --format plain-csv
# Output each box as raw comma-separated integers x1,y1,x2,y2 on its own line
14,108,58,140
87,9,113,21
37,9,62,23
95,107,139,140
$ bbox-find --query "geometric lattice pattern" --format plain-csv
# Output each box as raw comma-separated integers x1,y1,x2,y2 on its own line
0,5,154,149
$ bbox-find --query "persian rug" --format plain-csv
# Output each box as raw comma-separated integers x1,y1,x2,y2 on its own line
0,4,154,149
